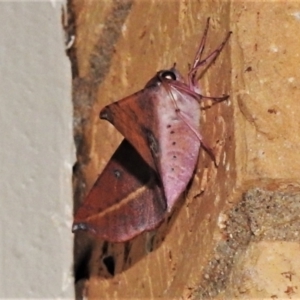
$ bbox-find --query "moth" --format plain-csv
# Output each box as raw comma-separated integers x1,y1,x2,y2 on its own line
73,18,231,242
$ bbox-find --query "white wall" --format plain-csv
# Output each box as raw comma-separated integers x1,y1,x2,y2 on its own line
0,1,74,298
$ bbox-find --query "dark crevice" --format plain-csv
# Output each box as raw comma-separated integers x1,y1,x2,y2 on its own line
74,243,92,282
103,256,116,276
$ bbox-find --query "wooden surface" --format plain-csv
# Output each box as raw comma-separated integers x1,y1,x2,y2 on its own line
69,0,300,299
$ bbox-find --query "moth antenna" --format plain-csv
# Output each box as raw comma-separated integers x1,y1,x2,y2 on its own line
188,17,210,84
191,18,210,69
188,20,232,88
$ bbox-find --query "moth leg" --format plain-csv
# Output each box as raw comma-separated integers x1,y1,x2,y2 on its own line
169,81,229,104
200,138,218,166
179,111,217,165
177,110,218,166
199,94,229,103
188,24,232,89
175,110,218,166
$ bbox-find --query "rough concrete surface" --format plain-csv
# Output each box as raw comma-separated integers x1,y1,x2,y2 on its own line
70,0,300,299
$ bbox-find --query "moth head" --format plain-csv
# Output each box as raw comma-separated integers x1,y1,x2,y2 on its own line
159,70,177,80
144,67,184,88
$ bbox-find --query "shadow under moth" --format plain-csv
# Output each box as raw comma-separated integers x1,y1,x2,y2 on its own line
73,18,231,243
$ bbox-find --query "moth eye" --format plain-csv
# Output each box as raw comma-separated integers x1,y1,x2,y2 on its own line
160,71,176,80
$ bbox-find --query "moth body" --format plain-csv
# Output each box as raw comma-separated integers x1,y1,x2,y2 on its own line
73,18,231,242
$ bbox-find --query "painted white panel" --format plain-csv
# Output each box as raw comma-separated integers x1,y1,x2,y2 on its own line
0,1,74,298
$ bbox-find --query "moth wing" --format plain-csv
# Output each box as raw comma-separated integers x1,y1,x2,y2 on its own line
155,83,201,211
100,89,158,171
100,80,201,212
72,139,166,243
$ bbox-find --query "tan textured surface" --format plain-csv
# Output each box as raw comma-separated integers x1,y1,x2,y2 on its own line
229,241,300,299
231,2,300,183
216,187,300,299
70,0,300,299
